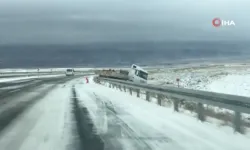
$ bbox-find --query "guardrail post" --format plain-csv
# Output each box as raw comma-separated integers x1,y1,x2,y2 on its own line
119,85,122,91
173,99,179,112
129,88,132,95
157,94,163,106
197,103,205,121
124,86,126,92
234,111,242,133
109,83,111,88
137,89,140,98
146,91,150,101
112,84,114,89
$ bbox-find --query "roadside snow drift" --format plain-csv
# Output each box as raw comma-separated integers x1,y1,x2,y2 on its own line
0,75,64,83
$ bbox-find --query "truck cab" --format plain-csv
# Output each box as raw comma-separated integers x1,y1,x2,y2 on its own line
65,68,75,76
128,64,148,83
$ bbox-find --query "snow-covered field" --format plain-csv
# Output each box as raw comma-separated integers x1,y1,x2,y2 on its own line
148,64,250,129
148,64,250,90
202,75,250,97
148,64,250,97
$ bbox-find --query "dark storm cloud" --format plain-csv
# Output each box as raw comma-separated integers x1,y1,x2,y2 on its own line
0,0,249,44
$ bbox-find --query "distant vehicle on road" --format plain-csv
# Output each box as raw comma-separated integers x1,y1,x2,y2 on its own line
65,68,75,76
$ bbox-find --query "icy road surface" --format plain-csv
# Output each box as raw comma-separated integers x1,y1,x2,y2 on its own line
0,77,82,150
0,75,250,150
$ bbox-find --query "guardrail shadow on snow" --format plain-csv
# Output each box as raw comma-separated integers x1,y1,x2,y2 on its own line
97,77,250,134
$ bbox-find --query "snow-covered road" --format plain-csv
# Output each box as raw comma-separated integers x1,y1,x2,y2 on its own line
74,78,250,150
0,74,249,150
0,77,82,150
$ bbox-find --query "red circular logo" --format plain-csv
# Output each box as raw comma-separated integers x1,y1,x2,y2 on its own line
212,18,221,27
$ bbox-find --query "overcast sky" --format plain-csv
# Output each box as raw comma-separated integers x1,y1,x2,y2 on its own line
0,0,249,44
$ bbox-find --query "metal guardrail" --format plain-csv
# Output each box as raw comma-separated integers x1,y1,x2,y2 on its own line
98,77,250,133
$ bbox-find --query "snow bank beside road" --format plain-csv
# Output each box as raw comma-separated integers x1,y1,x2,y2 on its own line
0,68,94,73
0,75,64,83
